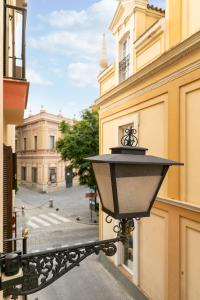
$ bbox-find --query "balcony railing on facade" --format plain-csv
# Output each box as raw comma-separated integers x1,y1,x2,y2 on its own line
3,1,27,81
17,149,58,155
119,54,130,83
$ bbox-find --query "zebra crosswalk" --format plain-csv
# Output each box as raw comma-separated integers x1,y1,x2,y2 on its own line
27,212,71,229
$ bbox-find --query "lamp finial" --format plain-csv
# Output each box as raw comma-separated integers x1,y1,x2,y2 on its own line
121,125,138,147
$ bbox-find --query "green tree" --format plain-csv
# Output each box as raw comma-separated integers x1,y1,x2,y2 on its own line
57,109,99,187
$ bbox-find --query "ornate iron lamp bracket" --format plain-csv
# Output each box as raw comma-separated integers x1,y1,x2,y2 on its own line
0,235,125,299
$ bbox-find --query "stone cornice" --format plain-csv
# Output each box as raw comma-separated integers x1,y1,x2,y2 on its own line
95,30,200,107
17,149,60,156
17,156,61,160
16,112,73,129
17,117,67,128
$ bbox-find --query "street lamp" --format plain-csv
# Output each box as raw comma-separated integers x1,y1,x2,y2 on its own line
87,145,181,220
0,127,183,299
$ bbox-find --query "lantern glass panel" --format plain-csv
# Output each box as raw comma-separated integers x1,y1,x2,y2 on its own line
92,163,114,213
115,164,163,214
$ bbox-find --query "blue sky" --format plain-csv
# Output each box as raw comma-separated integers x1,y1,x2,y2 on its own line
26,0,165,119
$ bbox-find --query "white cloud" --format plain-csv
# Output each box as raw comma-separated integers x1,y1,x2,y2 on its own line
29,0,117,61
29,31,100,58
38,10,88,28
67,63,99,87
38,0,117,30
28,0,166,89
27,69,53,86
28,0,117,87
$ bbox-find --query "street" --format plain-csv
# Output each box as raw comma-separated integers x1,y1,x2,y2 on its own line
15,186,134,300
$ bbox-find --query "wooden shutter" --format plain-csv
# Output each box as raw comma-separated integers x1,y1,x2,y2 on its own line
12,152,17,192
3,145,13,253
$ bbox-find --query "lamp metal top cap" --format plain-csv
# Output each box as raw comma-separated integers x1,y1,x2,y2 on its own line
110,146,147,155
86,146,183,166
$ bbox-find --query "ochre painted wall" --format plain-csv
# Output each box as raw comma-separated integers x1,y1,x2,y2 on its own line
179,80,200,205
97,46,200,299
96,1,200,299
99,68,115,96
139,208,168,300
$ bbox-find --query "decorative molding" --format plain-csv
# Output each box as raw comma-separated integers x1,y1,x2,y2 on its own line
17,149,58,154
109,2,125,31
17,156,61,160
134,18,165,49
157,196,200,213
100,59,200,113
95,30,200,108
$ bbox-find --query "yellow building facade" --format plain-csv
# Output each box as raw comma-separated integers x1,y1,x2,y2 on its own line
96,1,200,299
16,110,73,192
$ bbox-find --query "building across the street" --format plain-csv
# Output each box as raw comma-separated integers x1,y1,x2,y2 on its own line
95,0,200,300
16,108,73,192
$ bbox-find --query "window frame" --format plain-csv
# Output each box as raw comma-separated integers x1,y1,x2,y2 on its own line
32,167,37,183
34,136,37,150
23,137,26,151
49,135,55,150
49,167,57,183
21,166,26,181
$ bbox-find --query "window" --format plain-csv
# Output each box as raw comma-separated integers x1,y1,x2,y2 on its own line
119,123,138,147
32,167,37,183
123,39,128,58
119,35,130,82
21,166,26,181
34,136,37,150
122,232,133,271
49,136,55,150
49,168,57,183
23,138,26,151
4,3,27,79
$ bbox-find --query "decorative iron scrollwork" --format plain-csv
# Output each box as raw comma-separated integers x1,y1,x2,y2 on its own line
105,215,112,224
3,238,121,299
105,215,135,243
1,217,137,299
121,126,138,147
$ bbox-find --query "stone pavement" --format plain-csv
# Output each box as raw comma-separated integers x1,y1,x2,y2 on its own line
28,256,134,300
16,185,98,225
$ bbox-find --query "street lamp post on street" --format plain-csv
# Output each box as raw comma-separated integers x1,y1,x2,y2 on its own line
0,127,183,299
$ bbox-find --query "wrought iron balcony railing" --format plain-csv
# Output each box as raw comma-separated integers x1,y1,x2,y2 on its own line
119,54,130,82
3,2,27,80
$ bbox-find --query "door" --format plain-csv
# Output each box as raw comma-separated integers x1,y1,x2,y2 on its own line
65,166,73,188
49,167,57,184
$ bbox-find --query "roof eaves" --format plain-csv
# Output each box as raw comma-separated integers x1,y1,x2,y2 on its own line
147,4,165,14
